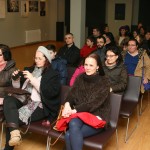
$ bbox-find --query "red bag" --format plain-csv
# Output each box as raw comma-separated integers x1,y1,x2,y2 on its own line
56,112,106,131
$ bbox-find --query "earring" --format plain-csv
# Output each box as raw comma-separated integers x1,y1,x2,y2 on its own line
96,69,98,72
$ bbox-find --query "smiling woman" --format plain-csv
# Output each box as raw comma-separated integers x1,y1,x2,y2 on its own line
61,53,110,150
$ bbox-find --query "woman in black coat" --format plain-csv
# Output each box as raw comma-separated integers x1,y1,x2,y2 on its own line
103,46,128,93
3,46,61,150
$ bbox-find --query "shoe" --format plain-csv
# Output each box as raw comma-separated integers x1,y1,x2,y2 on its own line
9,129,22,146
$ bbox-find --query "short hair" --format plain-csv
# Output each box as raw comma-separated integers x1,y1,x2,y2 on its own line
86,36,95,43
0,44,12,61
105,46,123,65
128,38,139,47
45,44,57,52
65,33,74,37
84,53,105,76
97,35,106,43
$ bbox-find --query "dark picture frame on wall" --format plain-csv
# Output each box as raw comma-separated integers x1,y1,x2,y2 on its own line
115,3,125,20
7,0,19,12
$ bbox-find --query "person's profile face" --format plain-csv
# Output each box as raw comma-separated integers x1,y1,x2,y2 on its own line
84,57,99,75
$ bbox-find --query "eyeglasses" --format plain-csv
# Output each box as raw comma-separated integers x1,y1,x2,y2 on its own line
105,55,116,58
128,44,136,47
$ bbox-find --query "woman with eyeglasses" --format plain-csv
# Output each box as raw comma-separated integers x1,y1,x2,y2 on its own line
103,45,128,93
0,44,16,105
3,46,61,150
123,39,150,93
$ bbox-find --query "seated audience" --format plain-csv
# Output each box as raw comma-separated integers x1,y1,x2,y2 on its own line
123,39,150,93
3,46,61,149
80,36,97,58
103,46,128,93
46,44,68,85
57,33,80,67
62,53,110,150
0,44,16,105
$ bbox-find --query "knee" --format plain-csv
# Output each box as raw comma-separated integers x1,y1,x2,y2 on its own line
3,96,16,109
69,118,82,129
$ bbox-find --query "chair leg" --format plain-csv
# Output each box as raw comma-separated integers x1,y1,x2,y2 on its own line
46,136,51,150
124,107,139,143
140,92,149,115
0,122,4,150
115,129,119,150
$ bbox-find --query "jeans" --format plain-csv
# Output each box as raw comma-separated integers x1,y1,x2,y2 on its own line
65,118,104,150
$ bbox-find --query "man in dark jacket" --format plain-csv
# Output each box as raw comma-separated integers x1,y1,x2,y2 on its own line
57,33,80,67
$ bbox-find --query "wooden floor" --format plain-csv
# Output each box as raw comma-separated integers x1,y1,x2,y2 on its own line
1,41,149,150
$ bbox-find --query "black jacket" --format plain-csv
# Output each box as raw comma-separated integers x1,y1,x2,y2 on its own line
0,60,16,97
103,62,128,93
57,43,80,67
22,66,61,122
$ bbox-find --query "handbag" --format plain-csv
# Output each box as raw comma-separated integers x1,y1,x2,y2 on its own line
142,57,150,91
5,87,31,104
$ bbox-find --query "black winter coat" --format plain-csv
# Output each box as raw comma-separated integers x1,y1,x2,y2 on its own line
0,60,16,97
57,43,80,67
21,66,61,122
103,62,128,93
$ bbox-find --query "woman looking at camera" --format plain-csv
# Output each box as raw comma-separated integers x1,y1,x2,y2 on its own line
62,53,110,150
3,46,61,150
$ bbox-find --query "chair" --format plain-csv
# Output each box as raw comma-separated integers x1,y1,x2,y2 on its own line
47,93,122,150
119,76,142,143
66,66,76,85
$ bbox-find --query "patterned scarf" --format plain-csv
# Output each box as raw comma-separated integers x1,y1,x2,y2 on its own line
18,67,43,125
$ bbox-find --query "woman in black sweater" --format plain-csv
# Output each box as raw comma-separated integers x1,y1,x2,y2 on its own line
62,53,110,150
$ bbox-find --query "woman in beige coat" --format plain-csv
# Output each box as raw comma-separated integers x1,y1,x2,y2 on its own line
123,39,150,93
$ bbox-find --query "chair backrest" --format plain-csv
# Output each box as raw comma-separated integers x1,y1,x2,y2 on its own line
60,85,71,104
123,76,142,102
66,66,76,85
109,93,122,128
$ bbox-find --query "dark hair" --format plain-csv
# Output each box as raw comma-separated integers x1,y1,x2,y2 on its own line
105,32,115,43
45,44,57,52
105,46,123,65
119,26,128,36
86,36,95,43
97,35,106,43
65,32,74,37
84,53,105,76
0,44,12,61
128,38,139,47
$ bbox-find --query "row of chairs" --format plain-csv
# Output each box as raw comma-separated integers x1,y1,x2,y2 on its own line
0,75,147,149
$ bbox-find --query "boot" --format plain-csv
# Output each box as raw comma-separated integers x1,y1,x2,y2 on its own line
9,129,22,146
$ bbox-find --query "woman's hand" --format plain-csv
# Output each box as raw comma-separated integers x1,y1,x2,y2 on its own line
143,77,149,84
22,71,33,81
12,70,21,81
62,102,72,118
